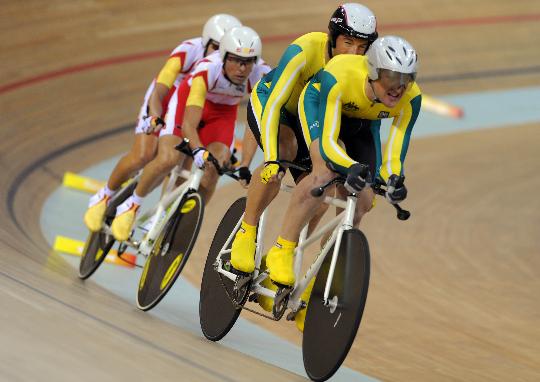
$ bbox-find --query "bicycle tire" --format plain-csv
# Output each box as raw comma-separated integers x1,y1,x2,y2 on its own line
78,181,138,279
302,229,371,382
200,197,247,341
136,192,204,311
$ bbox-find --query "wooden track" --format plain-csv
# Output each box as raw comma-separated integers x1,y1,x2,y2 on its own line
1,1,539,380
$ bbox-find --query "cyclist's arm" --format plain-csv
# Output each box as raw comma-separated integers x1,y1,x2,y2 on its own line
148,54,184,117
260,44,306,162
379,94,422,182
238,127,258,168
181,75,207,150
318,72,354,175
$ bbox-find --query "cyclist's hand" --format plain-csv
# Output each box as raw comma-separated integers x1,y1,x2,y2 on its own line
386,174,407,204
345,163,370,193
237,166,252,188
192,147,209,169
260,162,284,184
142,116,165,134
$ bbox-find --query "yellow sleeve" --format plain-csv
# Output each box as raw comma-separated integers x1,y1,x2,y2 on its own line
319,72,356,174
156,56,183,88
185,75,207,108
260,44,306,162
379,94,422,181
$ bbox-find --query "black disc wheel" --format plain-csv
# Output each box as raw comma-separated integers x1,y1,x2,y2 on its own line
302,229,371,382
200,197,248,341
136,193,204,311
78,229,116,279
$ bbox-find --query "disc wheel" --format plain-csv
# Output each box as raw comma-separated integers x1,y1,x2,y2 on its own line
200,197,248,341
78,180,138,280
136,192,204,311
302,229,371,382
78,229,115,279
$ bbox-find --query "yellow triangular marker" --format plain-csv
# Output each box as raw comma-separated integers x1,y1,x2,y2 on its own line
62,172,105,194
53,235,136,268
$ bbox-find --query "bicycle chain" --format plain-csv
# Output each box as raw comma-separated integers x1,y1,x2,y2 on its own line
217,273,281,321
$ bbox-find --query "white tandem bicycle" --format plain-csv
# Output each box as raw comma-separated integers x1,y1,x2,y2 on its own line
199,162,410,381
79,139,242,311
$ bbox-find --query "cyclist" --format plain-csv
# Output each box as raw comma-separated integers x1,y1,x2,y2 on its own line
83,14,242,232
229,3,378,277
109,26,271,241
269,36,421,330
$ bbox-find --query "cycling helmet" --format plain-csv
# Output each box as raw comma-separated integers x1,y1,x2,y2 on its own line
328,3,378,48
367,36,418,85
202,14,242,47
219,26,262,61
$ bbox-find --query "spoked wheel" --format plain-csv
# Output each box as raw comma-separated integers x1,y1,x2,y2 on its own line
137,192,204,311
78,180,138,280
303,229,371,382
200,197,249,341
78,228,116,279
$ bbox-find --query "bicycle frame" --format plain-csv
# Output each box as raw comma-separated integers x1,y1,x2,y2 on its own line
118,161,205,258
214,182,358,316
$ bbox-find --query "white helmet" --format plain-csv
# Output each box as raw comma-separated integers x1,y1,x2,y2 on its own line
328,3,378,47
202,14,242,47
219,26,262,61
367,35,418,83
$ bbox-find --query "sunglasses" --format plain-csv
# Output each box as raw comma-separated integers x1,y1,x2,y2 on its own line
226,54,257,66
377,69,416,88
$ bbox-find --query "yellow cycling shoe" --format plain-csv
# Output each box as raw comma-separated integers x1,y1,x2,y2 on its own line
83,195,109,232
111,201,139,242
295,277,315,332
230,221,257,273
266,236,297,286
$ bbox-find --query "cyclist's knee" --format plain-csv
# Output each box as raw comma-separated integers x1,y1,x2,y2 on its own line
278,125,298,161
155,150,181,174
203,166,219,183
353,191,374,224
136,149,156,168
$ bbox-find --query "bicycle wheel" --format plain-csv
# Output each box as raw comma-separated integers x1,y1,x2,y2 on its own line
137,192,204,311
78,181,137,279
200,197,247,341
302,229,371,382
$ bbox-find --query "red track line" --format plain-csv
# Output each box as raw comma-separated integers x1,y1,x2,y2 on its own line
1,13,539,95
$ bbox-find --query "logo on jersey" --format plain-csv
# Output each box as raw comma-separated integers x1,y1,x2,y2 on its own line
343,101,359,112
309,121,319,130
331,17,343,23
378,111,390,118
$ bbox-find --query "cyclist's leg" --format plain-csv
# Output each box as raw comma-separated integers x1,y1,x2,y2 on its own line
230,124,297,273
199,141,230,203
265,140,334,285
108,133,158,190
243,125,297,223
335,117,379,227
84,133,158,232
230,98,298,273
197,101,237,204
111,134,184,241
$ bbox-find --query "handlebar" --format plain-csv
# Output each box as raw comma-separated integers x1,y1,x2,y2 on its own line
274,159,312,173
175,139,241,181
311,176,411,221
